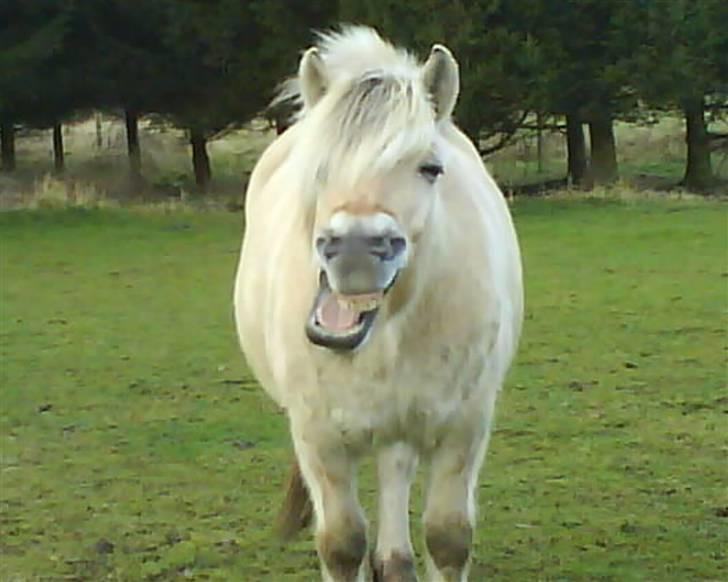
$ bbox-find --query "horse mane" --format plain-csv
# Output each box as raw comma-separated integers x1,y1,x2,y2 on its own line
277,26,440,194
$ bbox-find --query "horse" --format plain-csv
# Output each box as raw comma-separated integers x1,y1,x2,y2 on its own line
234,26,523,582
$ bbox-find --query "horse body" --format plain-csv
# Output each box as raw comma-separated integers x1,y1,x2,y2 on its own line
234,27,522,582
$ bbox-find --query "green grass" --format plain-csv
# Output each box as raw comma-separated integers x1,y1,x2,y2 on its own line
1,197,726,580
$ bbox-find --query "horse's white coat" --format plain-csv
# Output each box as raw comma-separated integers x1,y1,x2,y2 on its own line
234,26,523,582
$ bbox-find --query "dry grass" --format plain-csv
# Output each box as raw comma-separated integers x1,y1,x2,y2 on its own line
23,174,114,210
5,116,276,207
2,113,726,212
486,115,728,190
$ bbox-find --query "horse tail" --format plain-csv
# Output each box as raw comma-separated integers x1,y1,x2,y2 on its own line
277,457,313,540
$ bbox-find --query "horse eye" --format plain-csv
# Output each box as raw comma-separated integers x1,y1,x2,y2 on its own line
419,163,444,182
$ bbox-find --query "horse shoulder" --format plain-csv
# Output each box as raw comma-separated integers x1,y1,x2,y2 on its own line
245,125,299,215
236,127,305,408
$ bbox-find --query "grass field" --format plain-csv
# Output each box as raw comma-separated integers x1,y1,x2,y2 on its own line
1,197,726,581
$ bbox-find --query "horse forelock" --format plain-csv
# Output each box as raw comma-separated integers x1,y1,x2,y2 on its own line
281,26,439,201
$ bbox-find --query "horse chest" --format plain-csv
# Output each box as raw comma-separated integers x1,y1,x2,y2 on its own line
311,341,488,450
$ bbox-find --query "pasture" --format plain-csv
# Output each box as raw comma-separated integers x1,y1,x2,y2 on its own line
0,196,726,580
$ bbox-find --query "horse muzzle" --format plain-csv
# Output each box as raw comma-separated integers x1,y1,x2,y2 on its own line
306,225,407,351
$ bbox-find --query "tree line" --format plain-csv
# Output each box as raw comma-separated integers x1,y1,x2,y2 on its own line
1,0,726,192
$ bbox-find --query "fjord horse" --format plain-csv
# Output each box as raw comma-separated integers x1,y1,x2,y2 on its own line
234,26,523,582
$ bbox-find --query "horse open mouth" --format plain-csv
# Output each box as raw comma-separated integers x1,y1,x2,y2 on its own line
305,272,389,351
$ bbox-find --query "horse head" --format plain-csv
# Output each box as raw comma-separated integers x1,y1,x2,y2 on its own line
286,31,460,351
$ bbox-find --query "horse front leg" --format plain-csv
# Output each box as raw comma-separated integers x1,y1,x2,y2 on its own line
372,442,419,582
291,425,368,582
423,418,491,582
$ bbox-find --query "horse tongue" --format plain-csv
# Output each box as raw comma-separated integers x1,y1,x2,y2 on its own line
318,294,358,332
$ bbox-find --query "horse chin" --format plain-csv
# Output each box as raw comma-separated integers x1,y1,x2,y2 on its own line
305,272,395,352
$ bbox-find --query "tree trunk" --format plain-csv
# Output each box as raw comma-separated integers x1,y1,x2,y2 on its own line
682,97,713,191
190,129,211,193
124,108,142,188
53,123,65,174
95,112,103,150
588,115,618,185
566,112,589,188
536,112,544,174
1,121,16,172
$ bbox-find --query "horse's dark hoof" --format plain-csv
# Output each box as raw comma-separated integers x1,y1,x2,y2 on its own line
371,551,418,582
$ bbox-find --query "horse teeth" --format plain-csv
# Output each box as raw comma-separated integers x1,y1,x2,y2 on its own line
337,295,382,312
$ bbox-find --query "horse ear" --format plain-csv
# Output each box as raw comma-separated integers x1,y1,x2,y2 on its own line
299,47,327,109
422,44,459,121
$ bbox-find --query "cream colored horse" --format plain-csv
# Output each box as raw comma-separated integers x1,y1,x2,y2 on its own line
234,27,523,582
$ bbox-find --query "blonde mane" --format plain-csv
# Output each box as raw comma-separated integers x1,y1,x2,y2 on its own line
279,27,440,193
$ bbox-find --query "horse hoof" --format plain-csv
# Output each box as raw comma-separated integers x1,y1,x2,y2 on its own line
371,551,418,582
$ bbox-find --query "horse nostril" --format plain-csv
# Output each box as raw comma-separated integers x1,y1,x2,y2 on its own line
317,235,342,260
315,235,327,252
368,234,406,260
390,236,406,257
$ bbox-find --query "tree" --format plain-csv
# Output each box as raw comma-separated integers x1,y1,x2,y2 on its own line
339,0,541,151
0,1,105,174
52,123,64,173
522,0,640,187
625,0,728,191
0,1,70,172
0,121,14,172
79,0,172,190
252,0,338,133
565,114,589,187
153,0,276,192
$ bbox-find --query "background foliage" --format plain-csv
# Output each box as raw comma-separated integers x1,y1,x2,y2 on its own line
0,0,727,191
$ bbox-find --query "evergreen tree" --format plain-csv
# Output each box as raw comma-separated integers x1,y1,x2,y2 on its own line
0,1,73,171
156,0,277,191
339,0,541,150
80,0,170,188
523,0,639,186
251,0,338,132
625,0,728,190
